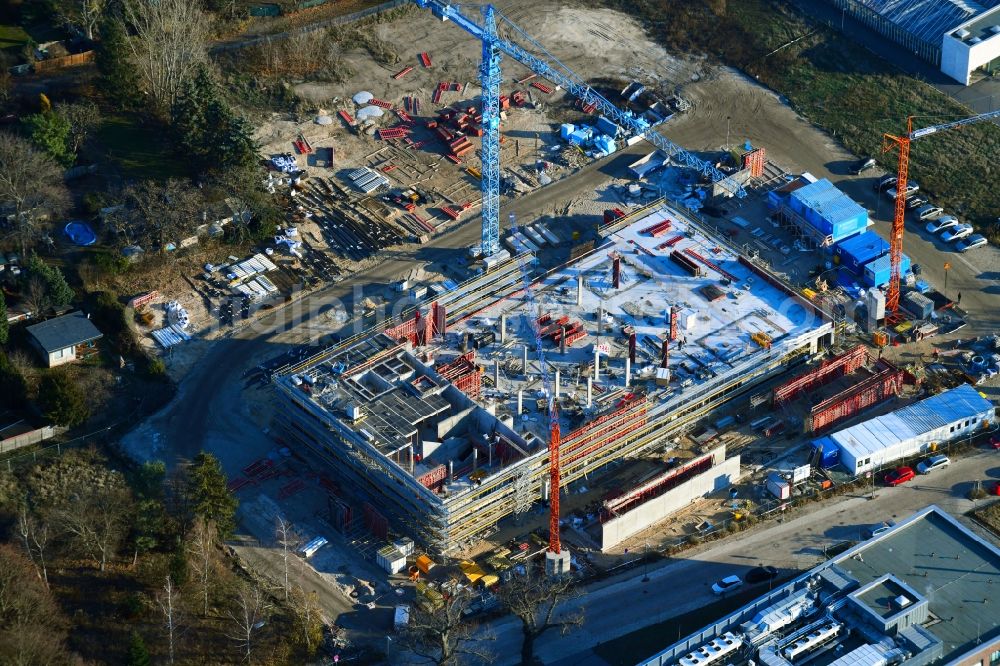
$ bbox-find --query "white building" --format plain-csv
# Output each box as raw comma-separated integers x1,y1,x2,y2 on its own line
26,311,103,368
941,7,1000,84
825,383,994,475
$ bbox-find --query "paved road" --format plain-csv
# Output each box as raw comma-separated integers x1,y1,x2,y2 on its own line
486,449,1000,666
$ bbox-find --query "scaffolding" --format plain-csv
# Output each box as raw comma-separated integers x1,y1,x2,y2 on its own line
809,360,904,433
773,345,868,405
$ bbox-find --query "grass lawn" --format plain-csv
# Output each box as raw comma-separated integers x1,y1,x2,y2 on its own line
95,114,188,181
0,23,30,49
593,580,793,665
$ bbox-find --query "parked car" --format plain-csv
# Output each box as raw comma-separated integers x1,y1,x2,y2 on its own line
926,216,959,234
915,205,944,221
905,195,928,210
916,454,950,474
911,263,922,276
863,521,896,539
887,181,918,199
956,235,988,252
745,566,779,584
992,481,1000,497
711,575,743,595
873,175,897,191
942,223,974,242
989,434,1000,450
852,157,877,175
883,466,915,486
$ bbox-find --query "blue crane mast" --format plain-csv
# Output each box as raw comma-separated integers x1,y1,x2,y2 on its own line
412,1,747,258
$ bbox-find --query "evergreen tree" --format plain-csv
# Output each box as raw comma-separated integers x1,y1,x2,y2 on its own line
0,289,8,345
127,630,151,666
0,350,27,409
186,452,238,539
38,368,89,427
26,254,74,308
96,16,140,110
23,112,74,167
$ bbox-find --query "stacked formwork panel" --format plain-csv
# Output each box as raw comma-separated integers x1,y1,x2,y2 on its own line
773,344,867,405
809,360,904,433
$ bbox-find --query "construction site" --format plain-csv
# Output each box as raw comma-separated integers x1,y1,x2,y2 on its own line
273,199,835,555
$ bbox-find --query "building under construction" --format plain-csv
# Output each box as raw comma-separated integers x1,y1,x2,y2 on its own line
274,201,835,553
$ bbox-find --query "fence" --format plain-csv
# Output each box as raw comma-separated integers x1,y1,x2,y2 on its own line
33,51,95,72
0,425,65,455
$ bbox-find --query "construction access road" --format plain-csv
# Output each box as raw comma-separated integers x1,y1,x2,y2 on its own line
490,448,1000,666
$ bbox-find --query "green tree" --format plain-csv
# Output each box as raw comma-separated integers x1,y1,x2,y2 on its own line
25,254,74,310
186,452,238,539
127,630,151,666
37,368,89,427
23,112,74,167
0,351,27,409
96,15,140,109
0,290,8,345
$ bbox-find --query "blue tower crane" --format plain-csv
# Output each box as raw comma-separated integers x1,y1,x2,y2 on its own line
412,0,747,258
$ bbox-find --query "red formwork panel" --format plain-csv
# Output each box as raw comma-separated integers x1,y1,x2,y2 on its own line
363,502,389,540
393,66,414,79
417,464,448,490
531,81,553,94
369,97,393,109
338,110,355,125
418,52,432,67
683,247,739,282
773,344,868,406
810,363,904,433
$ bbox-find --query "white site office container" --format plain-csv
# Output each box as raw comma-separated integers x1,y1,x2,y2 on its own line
832,384,993,475
377,545,407,574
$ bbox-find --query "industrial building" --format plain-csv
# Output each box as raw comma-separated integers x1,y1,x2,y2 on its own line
826,0,1000,84
273,201,835,553
771,176,869,247
812,382,994,474
640,505,1000,666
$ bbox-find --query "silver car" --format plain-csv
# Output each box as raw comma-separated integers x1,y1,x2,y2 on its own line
926,216,958,234
956,234,987,252
915,205,943,221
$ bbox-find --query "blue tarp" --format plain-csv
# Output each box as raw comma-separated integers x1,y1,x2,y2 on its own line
596,116,619,137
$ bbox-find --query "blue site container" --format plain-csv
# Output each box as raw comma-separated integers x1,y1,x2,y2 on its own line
834,231,889,273
788,179,868,243
863,253,911,288
812,437,840,469
596,116,619,137
560,123,575,140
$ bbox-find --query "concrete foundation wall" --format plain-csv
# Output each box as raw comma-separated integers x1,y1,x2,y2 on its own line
600,454,741,551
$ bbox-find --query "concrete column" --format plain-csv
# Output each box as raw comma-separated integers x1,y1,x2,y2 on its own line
517,390,523,415
473,447,478,471
593,348,600,381
494,359,500,387
448,460,454,482
554,369,560,398
625,356,631,388
500,314,507,343
560,326,567,355
598,306,604,335
577,274,583,306
587,377,593,408
523,344,529,375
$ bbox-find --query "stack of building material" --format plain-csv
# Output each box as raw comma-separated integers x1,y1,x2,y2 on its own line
345,167,390,193
393,66,414,79
418,52,432,67
531,81,553,94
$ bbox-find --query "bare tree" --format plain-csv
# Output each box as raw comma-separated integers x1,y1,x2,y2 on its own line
275,515,293,602
187,516,217,617
17,507,51,589
119,0,212,115
0,133,70,257
52,0,107,40
105,178,205,251
404,589,494,665
227,584,272,663
496,569,584,666
21,276,51,319
289,585,325,657
0,544,72,665
157,575,180,665
48,469,132,572
57,101,101,156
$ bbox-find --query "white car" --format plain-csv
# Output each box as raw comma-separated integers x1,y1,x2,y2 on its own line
886,181,918,199
926,216,958,234
712,575,743,595
941,223,973,242
915,205,943,221
916,455,950,474
956,234,988,252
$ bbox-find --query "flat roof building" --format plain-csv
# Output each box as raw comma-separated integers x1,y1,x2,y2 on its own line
273,201,835,553
641,505,1000,666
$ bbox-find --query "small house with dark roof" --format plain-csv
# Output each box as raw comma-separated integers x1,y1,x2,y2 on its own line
26,311,102,367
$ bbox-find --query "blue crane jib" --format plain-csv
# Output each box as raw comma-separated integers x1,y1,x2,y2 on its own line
412,1,747,258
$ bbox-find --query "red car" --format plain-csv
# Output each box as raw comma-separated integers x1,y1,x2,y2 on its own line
990,435,1000,450
884,466,915,486
992,482,1000,497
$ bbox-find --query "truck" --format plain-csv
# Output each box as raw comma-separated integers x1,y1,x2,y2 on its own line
394,605,411,632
